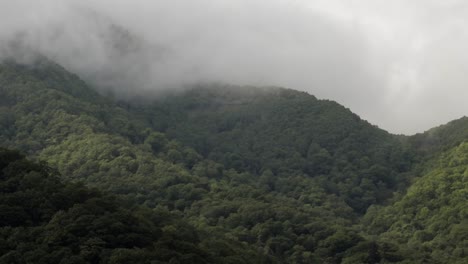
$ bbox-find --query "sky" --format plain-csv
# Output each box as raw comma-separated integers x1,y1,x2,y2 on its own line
0,0,467,134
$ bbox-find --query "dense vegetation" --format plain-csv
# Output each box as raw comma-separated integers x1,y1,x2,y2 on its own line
0,59,467,263
364,142,468,264
0,148,221,263
133,86,414,213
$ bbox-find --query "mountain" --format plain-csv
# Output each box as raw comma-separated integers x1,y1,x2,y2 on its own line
0,60,265,263
0,59,466,263
129,86,414,213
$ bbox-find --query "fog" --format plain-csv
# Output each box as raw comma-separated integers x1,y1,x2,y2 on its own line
1,0,467,134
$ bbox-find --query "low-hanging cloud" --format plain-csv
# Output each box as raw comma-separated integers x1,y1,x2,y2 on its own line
1,0,467,134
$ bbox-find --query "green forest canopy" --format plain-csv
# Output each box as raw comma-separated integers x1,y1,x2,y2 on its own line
0,59,467,263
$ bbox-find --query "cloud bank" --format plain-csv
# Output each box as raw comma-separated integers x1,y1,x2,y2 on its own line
1,0,467,134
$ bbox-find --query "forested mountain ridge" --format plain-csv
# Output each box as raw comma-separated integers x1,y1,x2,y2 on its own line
0,59,466,263
409,116,468,158
0,60,267,263
131,86,415,213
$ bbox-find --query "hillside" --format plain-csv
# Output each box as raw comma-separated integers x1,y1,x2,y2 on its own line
409,116,468,157
364,142,468,263
0,59,467,263
130,86,414,213
0,60,266,263
0,148,216,263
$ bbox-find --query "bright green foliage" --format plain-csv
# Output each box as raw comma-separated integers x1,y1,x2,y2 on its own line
363,142,468,263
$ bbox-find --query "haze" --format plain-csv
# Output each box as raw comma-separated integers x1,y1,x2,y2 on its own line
1,0,467,134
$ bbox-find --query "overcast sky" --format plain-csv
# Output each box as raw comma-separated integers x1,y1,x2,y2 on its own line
1,0,467,134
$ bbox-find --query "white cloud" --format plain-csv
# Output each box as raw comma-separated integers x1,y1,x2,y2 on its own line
1,0,467,134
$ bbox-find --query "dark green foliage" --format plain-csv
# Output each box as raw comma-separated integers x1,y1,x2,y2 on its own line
135,86,413,213
0,148,215,263
410,116,468,154
0,60,386,262
0,59,467,263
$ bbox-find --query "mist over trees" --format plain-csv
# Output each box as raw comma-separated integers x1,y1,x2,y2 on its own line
0,59,467,263
0,2,467,263
2,0,468,133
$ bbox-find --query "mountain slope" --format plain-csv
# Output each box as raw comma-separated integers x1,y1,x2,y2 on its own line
1,59,467,263
409,116,468,159
0,59,410,263
0,148,215,264
130,86,414,213
364,142,468,263
0,60,267,263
